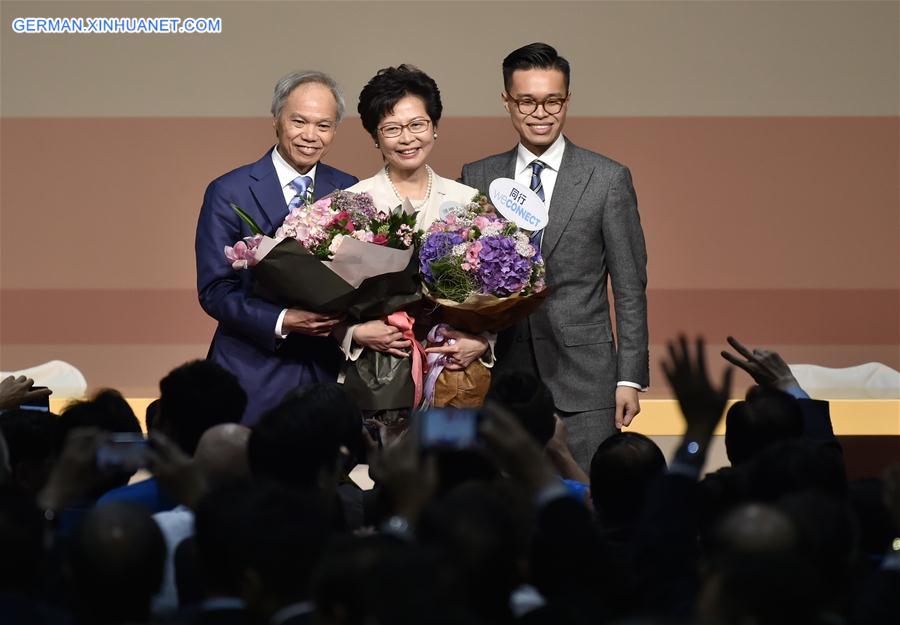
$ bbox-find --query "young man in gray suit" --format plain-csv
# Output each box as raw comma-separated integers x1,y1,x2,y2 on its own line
462,43,649,470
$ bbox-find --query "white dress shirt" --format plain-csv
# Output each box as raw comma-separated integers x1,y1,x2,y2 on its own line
271,147,318,338
514,133,565,207
514,136,643,392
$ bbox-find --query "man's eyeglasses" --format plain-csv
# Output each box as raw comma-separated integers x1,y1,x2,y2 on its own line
506,95,569,116
378,118,432,138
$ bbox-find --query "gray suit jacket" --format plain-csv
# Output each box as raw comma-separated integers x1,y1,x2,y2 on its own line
461,138,648,411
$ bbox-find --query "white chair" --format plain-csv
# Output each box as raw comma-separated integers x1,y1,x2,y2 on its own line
788,362,900,399
1,360,87,398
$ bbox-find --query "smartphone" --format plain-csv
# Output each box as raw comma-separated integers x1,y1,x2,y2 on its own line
417,407,481,450
19,386,50,412
96,433,151,471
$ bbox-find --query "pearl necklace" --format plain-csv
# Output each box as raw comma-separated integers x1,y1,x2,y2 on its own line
385,164,433,205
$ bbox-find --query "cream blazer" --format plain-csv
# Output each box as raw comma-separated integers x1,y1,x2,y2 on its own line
346,167,478,230
339,168,493,364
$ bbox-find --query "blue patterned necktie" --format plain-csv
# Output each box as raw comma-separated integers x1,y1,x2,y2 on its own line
288,175,313,209
529,160,547,252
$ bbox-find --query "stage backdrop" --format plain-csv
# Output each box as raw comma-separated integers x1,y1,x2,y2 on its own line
1,1,898,399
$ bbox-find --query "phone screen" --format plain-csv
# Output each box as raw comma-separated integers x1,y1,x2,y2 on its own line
418,408,480,449
19,386,50,412
96,434,150,471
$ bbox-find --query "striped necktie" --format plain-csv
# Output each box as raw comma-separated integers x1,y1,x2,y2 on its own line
530,160,546,202
529,160,547,252
288,175,313,209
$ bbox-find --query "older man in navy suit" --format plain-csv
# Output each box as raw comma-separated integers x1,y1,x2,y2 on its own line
196,71,358,425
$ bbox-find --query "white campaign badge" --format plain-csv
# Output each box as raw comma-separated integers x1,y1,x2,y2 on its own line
488,178,548,232
439,201,463,219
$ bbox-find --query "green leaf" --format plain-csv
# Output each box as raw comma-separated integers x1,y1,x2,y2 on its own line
229,202,264,235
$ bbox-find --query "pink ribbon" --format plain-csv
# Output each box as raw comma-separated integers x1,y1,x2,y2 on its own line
385,311,427,409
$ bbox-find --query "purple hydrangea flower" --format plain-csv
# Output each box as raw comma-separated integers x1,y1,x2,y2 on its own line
419,232,464,284
477,235,533,296
329,190,377,228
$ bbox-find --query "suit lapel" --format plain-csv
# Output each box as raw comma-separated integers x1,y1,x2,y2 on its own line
541,139,591,260
248,152,289,235
313,165,337,200
494,148,517,184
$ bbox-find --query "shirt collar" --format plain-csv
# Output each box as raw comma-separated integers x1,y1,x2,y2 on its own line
271,146,318,190
516,134,566,176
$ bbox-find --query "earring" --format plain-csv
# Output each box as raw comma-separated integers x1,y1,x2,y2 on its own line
433,133,438,140
374,142,379,148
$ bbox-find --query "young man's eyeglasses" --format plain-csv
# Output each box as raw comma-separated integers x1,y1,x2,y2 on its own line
506,95,569,116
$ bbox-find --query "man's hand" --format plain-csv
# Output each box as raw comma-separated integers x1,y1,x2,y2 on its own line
37,428,108,512
480,400,558,494
282,308,344,337
353,319,411,358
425,329,488,371
147,432,209,510
720,335,799,392
370,426,436,523
615,386,641,428
0,375,52,410
545,415,590,484
662,335,733,442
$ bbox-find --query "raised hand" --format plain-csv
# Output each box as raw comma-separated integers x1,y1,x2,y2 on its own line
0,375,52,409
369,425,436,523
147,431,209,509
37,428,108,513
720,335,799,392
661,335,733,441
479,400,558,493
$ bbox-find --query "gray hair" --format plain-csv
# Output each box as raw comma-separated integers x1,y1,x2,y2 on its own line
270,70,346,122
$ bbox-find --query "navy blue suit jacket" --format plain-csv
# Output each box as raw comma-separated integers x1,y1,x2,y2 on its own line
195,150,358,425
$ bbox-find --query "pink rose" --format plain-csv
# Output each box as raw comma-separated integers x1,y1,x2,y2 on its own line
372,233,389,246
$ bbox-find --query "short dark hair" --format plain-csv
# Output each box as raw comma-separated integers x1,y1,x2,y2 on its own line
357,64,442,140
725,387,803,467
195,483,330,603
158,360,247,455
248,384,349,489
0,408,58,470
57,389,142,452
57,390,144,492
589,432,666,527
68,502,166,624
502,42,571,92
485,370,555,447
0,408,58,494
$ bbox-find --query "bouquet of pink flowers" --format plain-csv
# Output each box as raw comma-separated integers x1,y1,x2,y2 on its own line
225,190,421,319
419,195,550,408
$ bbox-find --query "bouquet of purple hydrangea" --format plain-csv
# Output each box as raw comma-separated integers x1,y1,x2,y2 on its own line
420,195,547,324
419,195,550,409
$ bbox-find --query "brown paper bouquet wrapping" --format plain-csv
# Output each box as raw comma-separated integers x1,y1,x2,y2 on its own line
423,287,550,407
431,359,491,407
